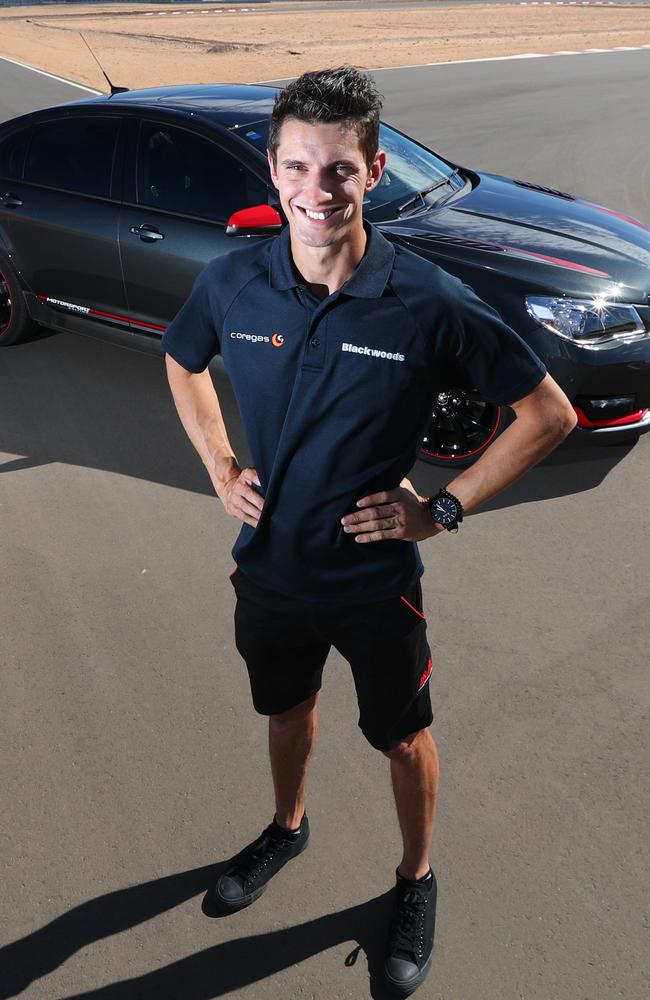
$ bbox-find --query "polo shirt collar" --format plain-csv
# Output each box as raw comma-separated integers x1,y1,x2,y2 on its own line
269,220,395,299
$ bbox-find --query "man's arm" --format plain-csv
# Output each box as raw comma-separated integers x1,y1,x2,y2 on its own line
341,373,577,543
165,354,264,527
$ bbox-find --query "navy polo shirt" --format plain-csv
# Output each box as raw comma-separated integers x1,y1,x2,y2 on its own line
162,222,546,602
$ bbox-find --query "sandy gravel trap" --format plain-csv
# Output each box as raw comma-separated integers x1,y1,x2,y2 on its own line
1,1,650,91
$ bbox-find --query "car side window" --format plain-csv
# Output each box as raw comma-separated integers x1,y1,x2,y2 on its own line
0,126,31,181
137,121,269,223
24,117,119,198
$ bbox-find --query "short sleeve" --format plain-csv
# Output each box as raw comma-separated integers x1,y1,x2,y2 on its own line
161,262,222,373
440,278,546,406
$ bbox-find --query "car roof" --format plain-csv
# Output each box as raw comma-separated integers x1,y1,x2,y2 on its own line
75,83,280,129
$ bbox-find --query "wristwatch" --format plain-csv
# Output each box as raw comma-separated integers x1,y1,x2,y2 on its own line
427,487,464,533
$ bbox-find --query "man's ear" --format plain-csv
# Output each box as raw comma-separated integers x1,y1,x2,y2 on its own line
365,149,387,192
267,149,280,189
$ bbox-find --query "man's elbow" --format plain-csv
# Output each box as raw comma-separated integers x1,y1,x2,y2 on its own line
513,375,577,446
551,398,578,442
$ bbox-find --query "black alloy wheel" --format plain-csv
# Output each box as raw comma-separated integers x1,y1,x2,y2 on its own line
418,389,509,467
0,256,38,347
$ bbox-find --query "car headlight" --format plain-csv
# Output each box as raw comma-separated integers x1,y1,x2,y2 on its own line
525,296,646,348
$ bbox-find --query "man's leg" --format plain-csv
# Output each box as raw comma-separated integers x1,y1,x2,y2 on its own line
212,689,317,912
384,727,439,880
269,691,319,830
382,727,439,995
216,573,327,912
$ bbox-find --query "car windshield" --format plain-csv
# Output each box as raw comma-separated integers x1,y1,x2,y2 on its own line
234,120,458,221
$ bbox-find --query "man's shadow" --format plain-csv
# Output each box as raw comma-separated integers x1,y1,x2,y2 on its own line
0,329,252,493
412,434,638,512
0,860,413,1000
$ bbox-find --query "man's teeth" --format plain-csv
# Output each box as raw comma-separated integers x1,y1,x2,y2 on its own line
303,208,335,220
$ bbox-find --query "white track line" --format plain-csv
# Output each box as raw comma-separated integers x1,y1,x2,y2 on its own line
370,45,650,73
256,44,650,83
2,31,648,98
141,0,623,12
0,55,103,94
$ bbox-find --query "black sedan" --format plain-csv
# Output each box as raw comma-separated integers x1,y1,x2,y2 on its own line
1,83,649,466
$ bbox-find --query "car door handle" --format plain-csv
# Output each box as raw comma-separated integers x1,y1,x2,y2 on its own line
2,192,23,208
130,224,164,243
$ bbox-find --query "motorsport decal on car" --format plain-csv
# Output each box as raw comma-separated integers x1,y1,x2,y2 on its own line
40,295,91,316
37,295,166,332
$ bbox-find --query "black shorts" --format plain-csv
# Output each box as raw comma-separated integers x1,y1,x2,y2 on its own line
231,568,433,752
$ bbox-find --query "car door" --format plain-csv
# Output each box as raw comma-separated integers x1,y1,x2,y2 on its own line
0,112,127,320
118,115,273,335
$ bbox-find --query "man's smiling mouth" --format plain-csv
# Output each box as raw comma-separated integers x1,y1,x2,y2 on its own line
296,206,341,221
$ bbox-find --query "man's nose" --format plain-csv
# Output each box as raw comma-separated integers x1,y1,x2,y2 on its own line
304,171,334,204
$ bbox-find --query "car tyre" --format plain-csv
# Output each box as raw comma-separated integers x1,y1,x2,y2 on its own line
418,389,511,468
0,255,39,347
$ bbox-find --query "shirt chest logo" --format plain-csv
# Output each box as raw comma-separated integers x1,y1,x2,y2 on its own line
342,342,405,363
229,331,285,348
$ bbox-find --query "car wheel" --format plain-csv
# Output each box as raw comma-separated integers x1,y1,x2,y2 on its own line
418,389,510,467
0,256,39,347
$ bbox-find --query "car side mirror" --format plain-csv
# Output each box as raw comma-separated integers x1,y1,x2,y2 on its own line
226,204,283,236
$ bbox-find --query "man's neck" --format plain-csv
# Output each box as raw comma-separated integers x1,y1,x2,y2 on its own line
290,224,367,300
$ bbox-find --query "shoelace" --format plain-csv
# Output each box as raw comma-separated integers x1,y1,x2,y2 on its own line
230,828,293,889
389,888,427,961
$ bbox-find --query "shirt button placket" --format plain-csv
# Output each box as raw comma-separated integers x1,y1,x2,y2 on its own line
303,314,326,370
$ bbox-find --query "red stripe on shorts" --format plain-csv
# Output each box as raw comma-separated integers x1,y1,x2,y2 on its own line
400,594,426,620
418,656,433,691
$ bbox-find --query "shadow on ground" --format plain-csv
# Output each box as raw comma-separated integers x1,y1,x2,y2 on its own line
0,858,402,1000
0,328,637,507
0,329,251,493
411,433,637,513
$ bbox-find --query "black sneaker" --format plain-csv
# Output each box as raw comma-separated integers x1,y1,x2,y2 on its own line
212,815,310,912
384,868,437,996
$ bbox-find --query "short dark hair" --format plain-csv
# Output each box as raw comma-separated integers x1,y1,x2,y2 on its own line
268,66,384,169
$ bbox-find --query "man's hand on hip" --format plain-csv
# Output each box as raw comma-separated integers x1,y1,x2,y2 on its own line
341,478,445,543
220,466,264,528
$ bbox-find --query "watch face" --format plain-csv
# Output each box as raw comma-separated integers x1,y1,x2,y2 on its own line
430,495,458,525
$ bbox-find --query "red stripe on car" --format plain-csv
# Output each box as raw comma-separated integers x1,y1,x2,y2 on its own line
588,204,650,232
573,405,649,429
38,295,166,332
502,247,610,277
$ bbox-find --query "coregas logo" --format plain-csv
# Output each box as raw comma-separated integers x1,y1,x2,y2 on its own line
229,331,285,347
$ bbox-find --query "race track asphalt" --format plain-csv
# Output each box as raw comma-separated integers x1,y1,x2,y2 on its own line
0,50,648,1000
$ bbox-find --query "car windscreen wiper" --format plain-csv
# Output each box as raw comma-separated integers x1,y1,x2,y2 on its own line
396,171,461,218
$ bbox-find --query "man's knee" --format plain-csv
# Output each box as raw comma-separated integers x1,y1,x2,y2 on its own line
382,726,433,761
270,691,319,725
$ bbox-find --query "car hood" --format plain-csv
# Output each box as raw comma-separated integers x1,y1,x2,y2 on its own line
383,171,650,301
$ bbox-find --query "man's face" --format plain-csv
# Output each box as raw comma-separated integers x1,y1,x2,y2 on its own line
267,118,386,249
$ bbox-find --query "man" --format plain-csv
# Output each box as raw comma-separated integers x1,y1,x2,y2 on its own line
162,66,576,996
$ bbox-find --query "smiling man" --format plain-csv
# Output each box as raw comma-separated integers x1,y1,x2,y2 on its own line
162,67,576,996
